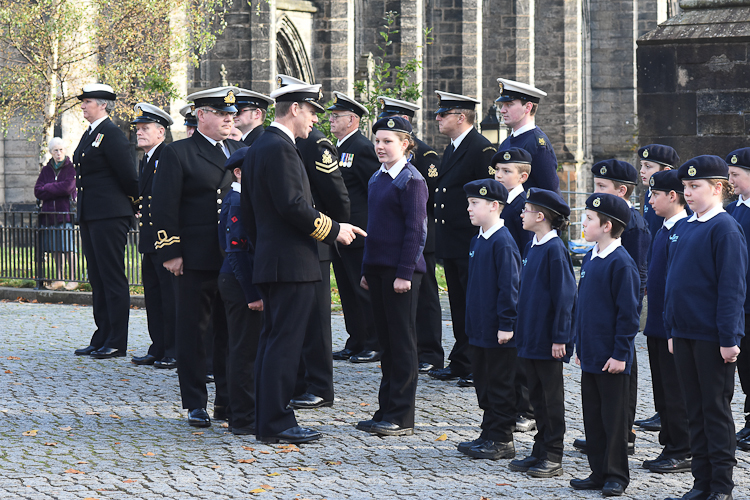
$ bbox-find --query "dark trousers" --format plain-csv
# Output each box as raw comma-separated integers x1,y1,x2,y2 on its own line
332,246,379,352
581,371,630,488
523,358,565,462
442,257,471,375
673,338,737,494
416,252,444,368
218,273,262,430
295,260,335,401
79,217,131,350
646,336,690,458
255,282,315,437
141,252,176,359
469,345,516,443
515,361,534,419
627,347,638,443
737,314,750,426
366,267,421,428
173,269,228,410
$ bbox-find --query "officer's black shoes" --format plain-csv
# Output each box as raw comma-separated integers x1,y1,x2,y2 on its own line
642,453,666,469
131,354,158,365
736,425,750,442
640,414,662,431
466,440,515,460
205,372,215,384
418,362,435,373
187,408,211,427
355,419,379,433
738,435,750,451
508,455,540,472
349,350,382,363
457,436,486,454
705,494,732,500
457,374,474,387
635,412,659,427
370,421,414,436
573,438,634,455
90,347,126,359
154,357,177,369
649,456,692,473
332,348,356,360
231,425,255,436
213,405,229,421
74,345,98,356
428,364,467,381
527,459,563,478
515,416,537,432
288,393,334,409
258,426,321,444
570,476,604,490
664,488,709,500
603,481,625,496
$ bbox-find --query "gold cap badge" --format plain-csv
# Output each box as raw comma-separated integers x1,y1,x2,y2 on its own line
318,88,324,100
333,95,338,104
277,76,283,88
498,81,504,93
732,155,738,164
479,186,488,196
649,176,655,187
600,166,607,175
134,106,143,117
688,166,696,177
643,149,649,158
387,119,395,128
503,152,511,161
378,97,385,108
593,197,601,207
224,90,236,104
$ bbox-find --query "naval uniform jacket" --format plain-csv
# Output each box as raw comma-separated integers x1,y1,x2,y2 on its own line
434,127,496,260
337,129,380,249
242,126,264,147
150,132,244,270
137,142,164,254
409,136,440,254
73,117,138,222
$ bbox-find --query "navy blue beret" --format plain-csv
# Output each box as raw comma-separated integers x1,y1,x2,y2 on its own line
526,188,570,217
372,116,413,135
677,155,728,180
464,179,508,204
726,148,750,170
649,169,683,194
491,147,532,166
225,146,250,170
585,193,631,227
592,159,638,185
638,144,680,168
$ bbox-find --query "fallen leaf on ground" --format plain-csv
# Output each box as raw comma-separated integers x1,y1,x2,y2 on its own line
4,370,12,374
6,356,20,360
85,411,100,415
289,467,317,471
359,403,369,406
221,422,229,428
242,446,255,451
192,432,204,435
120,378,129,381
109,414,120,419
114,442,120,444
480,497,490,500
324,461,342,465
496,483,510,486
123,479,137,483
259,450,270,454
0,409,7,413
237,459,256,464
64,469,84,474
77,461,88,464
143,452,155,456
435,433,448,441
266,472,280,476
249,488,266,493
259,484,273,489
346,412,355,415
59,426,72,431
44,442,57,446
83,498,100,500
22,429,38,436
210,465,220,469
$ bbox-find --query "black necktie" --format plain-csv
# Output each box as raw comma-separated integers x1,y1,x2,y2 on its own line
140,155,148,175
444,143,455,164
216,142,227,158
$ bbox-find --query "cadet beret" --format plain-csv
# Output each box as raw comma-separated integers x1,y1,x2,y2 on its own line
492,147,532,166
649,169,684,194
495,79,547,104
271,83,325,112
377,96,419,118
372,116,412,135
77,83,117,101
638,144,680,168
586,193,631,227
464,179,508,204
225,146,250,171
677,155,728,180
526,188,570,217
187,86,241,113
131,103,173,128
592,159,638,185
179,104,197,127
234,88,273,110
726,148,750,170
327,92,368,117
435,91,480,114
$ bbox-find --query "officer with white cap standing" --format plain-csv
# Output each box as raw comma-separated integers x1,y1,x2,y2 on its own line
233,89,273,146
179,104,197,137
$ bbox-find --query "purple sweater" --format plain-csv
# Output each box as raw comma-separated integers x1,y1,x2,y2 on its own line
34,157,76,225
363,161,428,280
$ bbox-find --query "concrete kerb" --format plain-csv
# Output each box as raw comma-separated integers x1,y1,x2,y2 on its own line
0,286,145,308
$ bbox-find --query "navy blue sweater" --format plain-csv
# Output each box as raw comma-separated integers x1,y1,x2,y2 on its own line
726,201,750,314
575,245,639,375
665,211,747,347
621,206,651,295
516,236,576,361
501,190,533,257
218,189,261,303
363,162,428,279
644,224,671,339
465,224,521,349
643,190,663,242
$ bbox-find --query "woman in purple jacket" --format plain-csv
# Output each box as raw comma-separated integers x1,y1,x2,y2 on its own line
34,137,77,290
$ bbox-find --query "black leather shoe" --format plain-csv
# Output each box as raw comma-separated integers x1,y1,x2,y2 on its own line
457,436,486,454
641,414,662,431
508,455,540,472
467,440,515,460
349,350,382,363
205,372,215,384
418,362,434,373
737,425,750,441
288,393,334,409
528,459,563,478
188,408,210,427
642,453,666,469
664,488,709,500
356,419,379,433
91,347,126,359
649,457,692,473
74,345,99,356
603,481,625,496
635,412,659,426
154,357,177,369
258,426,321,443
131,354,158,365
515,416,537,432
232,425,255,435
574,438,633,455
457,375,474,387
570,476,604,490
428,365,467,381
370,421,414,436
738,435,750,451
705,494,732,500
332,348,356,360
213,405,229,421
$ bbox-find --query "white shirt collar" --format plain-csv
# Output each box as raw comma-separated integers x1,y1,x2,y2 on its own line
336,129,358,148
737,194,750,209
451,126,473,150
625,199,633,208
231,181,241,193
478,219,505,240
198,130,219,146
687,203,724,223
532,229,558,247
145,143,162,162
241,129,252,141
511,122,536,137
380,157,407,179
591,238,622,260
663,210,688,230
197,130,228,156
88,116,108,133
269,121,296,143
506,184,525,204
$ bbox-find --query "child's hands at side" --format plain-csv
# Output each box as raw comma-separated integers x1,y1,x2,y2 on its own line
720,345,740,364
573,353,580,366
497,330,513,345
602,357,625,374
668,338,673,354
552,343,566,359
393,278,411,293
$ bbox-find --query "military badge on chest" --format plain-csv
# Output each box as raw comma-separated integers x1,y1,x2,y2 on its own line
92,133,104,148
340,152,355,168
428,164,438,178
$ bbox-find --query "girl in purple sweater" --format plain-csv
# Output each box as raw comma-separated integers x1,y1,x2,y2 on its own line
357,116,428,437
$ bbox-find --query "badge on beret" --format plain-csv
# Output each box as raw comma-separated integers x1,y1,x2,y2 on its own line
649,176,655,187
593,197,601,207
277,76,283,88
732,155,738,164
538,137,545,146
688,166,696,177
643,149,649,158
498,81,504,93
600,166,607,175
224,90,236,104
135,106,143,117
503,152,511,161
378,97,385,108
428,165,438,178
479,186,488,196
387,119,395,128
322,150,333,165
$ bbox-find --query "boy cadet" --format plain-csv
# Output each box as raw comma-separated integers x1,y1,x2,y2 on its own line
376,96,444,374
129,103,177,369
496,79,559,193
431,91,496,385
232,89,272,146
328,92,382,364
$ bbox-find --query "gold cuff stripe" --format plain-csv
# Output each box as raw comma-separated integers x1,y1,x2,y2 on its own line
316,137,332,145
154,236,180,249
483,146,497,153
315,161,339,173
310,214,333,241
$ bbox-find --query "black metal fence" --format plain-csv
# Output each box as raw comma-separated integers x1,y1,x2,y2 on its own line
0,211,142,289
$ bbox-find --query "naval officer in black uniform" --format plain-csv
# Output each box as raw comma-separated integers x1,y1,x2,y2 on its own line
242,82,365,443
72,83,139,359
129,103,177,369
233,88,272,146
151,86,245,428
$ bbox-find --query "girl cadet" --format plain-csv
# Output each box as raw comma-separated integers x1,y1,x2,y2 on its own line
357,116,428,437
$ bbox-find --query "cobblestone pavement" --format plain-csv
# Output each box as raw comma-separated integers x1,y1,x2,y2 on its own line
0,299,748,500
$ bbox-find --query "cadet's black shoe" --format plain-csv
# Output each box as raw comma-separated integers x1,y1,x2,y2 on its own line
370,421,414,436
467,440,515,460
213,405,229,421
154,357,177,369
457,436,486,454
258,426,321,444
205,372,215,384
574,438,633,455
349,350,382,363
131,354,158,365
570,476,603,490
355,419,379,433
457,374,474,387
641,414,662,431
736,425,750,442
705,494,732,500
527,459,563,478
642,453,666,469
508,455,540,472
428,365,467,381
738,435,750,451
332,348,356,360
231,425,255,436
74,345,98,356
91,347,126,359
288,393,333,409
649,457,692,473
635,412,659,427
187,408,210,427
603,481,625,496
515,416,537,432
418,362,434,374
664,488,709,500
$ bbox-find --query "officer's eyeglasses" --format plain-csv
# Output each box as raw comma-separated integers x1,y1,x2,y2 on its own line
437,112,462,118
201,108,236,118
328,113,351,121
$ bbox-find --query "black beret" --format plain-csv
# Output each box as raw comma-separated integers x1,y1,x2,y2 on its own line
585,193,631,227
677,155,728,180
592,159,638,185
491,147,532,166
225,147,250,171
638,144,680,168
464,179,508,204
649,169,683,194
726,148,750,170
372,116,412,135
526,188,570,217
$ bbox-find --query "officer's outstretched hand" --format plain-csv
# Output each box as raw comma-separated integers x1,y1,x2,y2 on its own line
337,223,367,245
163,257,184,276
